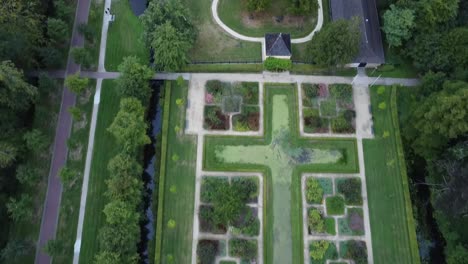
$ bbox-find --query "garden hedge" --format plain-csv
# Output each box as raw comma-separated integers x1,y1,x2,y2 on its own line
263,57,292,72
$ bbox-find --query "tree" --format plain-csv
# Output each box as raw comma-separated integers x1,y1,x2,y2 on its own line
16,164,40,186
47,18,69,44
38,45,64,68
115,56,153,102
417,0,459,27
65,73,89,94
306,19,360,67
23,129,48,152
78,23,96,43
447,244,468,264
106,176,142,207
0,61,38,111
107,98,150,154
103,200,139,226
107,153,142,178
98,225,139,255
410,81,468,158
152,22,192,71
71,47,92,68
419,71,447,97
0,239,34,261
38,73,58,95
6,194,33,222
59,167,78,186
94,251,121,264
382,5,415,47
0,142,18,168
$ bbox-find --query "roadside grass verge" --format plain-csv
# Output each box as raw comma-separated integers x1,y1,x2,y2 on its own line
53,82,96,263
155,81,197,263
363,85,420,264
218,0,317,38
204,85,359,264
78,80,121,264
105,0,148,71
84,0,104,71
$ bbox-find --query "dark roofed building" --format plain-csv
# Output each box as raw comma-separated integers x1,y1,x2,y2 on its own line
330,0,385,66
264,33,292,59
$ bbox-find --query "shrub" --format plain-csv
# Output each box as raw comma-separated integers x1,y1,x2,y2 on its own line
239,82,259,104
319,99,337,117
68,106,83,121
229,239,257,259
302,83,320,103
200,177,229,203
378,102,387,110
326,196,345,215
377,86,386,94
309,240,330,260
329,84,353,103
344,240,367,264
263,57,292,72
308,208,325,233
231,177,258,201
206,80,224,96
167,219,176,229
232,208,260,236
337,178,362,205
306,178,324,203
204,105,228,130
331,116,354,133
304,108,329,133
197,240,219,264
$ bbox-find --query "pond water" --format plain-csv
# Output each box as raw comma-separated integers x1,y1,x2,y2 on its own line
129,0,147,16
138,81,163,263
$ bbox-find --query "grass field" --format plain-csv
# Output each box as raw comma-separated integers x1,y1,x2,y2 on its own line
78,80,122,264
204,85,359,264
364,85,420,264
218,0,317,38
182,0,262,62
53,83,96,263
155,81,197,263
105,0,148,71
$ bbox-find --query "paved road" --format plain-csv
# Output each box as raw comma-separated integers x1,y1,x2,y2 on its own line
35,0,91,263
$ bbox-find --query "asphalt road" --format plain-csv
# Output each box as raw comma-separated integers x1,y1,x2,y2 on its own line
35,0,91,263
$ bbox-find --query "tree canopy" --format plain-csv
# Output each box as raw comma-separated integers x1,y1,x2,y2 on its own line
382,5,415,47
152,22,192,72
306,19,360,67
115,56,153,103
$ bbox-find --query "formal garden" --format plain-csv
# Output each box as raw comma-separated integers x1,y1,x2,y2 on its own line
204,80,261,131
301,83,356,134
303,174,368,264
196,175,262,263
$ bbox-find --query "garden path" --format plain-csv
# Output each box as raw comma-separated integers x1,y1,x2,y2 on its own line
72,0,112,263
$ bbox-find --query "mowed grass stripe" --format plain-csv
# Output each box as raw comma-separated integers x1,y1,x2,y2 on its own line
158,81,197,263
79,81,121,264
364,86,419,264
105,0,148,71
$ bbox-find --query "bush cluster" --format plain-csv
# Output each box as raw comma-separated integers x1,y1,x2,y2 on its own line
306,178,324,203
197,240,219,264
263,57,292,72
337,178,362,205
326,196,345,215
229,239,258,259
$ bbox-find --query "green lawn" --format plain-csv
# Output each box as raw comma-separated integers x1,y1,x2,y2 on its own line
203,84,359,264
183,0,262,62
105,0,148,71
155,81,197,263
363,85,420,264
53,83,96,263
218,0,317,38
78,80,121,264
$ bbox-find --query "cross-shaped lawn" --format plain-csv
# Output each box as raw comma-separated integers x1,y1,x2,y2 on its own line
203,86,359,263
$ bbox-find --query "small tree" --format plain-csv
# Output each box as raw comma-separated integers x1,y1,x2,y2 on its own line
167,219,176,228
47,18,69,44
59,167,77,186
68,106,83,121
16,164,40,186
0,142,18,168
6,194,33,222
65,73,89,94
71,47,92,68
23,129,48,152
382,5,415,47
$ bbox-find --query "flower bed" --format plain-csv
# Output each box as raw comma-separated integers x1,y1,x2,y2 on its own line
302,83,356,134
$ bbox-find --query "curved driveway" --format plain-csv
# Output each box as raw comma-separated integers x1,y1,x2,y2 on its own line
211,0,324,44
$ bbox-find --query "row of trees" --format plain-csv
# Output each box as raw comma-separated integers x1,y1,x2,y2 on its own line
380,0,468,262
94,57,153,263
141,0,196,71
